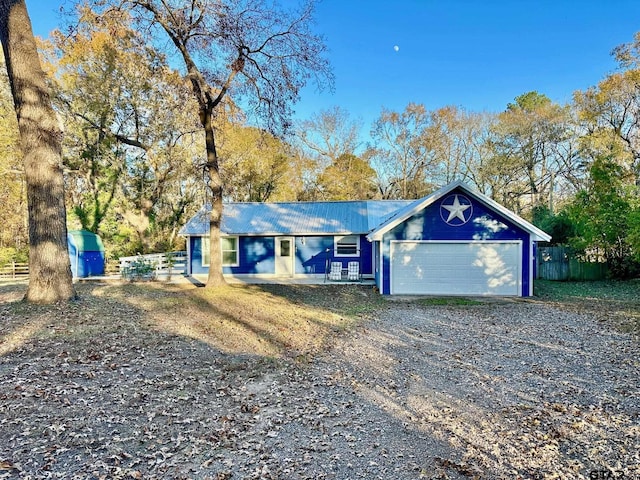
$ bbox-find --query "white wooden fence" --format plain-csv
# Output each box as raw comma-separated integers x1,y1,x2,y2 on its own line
1,252,188,281
119,251,187,280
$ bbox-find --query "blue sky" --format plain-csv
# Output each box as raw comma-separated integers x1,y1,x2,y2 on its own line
25,0,640,129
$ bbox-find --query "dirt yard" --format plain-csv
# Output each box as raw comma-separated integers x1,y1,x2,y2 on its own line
0,281,639,479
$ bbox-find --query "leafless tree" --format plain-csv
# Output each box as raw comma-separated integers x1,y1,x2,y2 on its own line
86,0,332,286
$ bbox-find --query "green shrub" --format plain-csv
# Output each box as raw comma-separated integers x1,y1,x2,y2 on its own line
121,255,157,281
0,247,28,268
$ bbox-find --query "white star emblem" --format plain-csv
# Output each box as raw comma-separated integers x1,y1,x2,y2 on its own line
441,194,472,225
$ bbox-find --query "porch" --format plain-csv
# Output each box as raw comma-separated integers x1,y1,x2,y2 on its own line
191,274,375,286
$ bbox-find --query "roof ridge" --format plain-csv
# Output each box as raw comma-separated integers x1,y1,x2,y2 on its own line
220,199,410,205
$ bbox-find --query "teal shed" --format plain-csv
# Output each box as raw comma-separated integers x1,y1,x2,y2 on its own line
68,230,105,278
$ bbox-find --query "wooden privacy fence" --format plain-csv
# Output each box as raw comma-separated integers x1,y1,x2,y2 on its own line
537,246,608,281
0,262,29,279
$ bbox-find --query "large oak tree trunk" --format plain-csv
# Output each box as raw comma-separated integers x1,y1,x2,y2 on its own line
202,106,226,287
0,0,76,303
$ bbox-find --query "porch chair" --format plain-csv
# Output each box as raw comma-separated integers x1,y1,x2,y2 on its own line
347,261,360,282
329,261,343,281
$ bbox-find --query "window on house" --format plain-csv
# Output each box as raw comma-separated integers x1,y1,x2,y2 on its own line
334,235,360,257
221,237,239,266
202,236,239,266
280,239,291,257
202,237,210,266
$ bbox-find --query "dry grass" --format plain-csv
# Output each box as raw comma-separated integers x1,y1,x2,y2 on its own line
114,282,360,359
0,280,377,362
1,279,639,479
535,279,640,335
0,280,388,478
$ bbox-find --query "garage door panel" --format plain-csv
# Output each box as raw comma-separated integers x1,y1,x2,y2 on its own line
391,242,520,295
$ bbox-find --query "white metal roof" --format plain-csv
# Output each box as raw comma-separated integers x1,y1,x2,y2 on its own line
179,200,413,236
180,181,551,242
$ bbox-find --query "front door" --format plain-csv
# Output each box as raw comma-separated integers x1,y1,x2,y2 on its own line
275,237,295,276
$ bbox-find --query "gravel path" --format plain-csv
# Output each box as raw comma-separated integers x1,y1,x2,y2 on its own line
1,297,639,479
245,300,640,479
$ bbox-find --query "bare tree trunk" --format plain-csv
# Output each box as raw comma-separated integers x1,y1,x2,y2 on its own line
203,106,226,287
0,0,76,303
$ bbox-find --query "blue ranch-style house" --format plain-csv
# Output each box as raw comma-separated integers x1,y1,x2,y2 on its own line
180,181,551,296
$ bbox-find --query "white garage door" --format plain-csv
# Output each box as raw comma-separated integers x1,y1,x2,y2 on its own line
390,241,521,296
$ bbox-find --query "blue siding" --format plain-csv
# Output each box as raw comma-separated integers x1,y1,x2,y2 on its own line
295,235,373,275
190,234,373,277
296,236,333,274
68,232,105,278
190,236,276,274
190,236,207,275
227,237,276,274
379,188,532,295
69,250,105,278
360,236,373,275
373,241,380,286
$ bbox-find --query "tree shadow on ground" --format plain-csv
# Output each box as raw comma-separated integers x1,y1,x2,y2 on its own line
107,282,363,359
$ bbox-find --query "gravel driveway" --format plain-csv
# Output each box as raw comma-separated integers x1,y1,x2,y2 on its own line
1,295,639,479
239,300,640,479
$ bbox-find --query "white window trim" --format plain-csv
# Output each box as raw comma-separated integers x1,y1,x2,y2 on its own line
201,236,240,267
221,236,240,267
334,235,360,257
